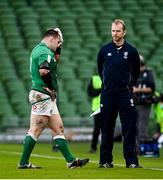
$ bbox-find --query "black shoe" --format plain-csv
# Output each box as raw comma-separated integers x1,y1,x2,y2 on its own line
89,149,96,153
18,163,42,169
67,158,89,169
126,164,143,168
98,162,114,168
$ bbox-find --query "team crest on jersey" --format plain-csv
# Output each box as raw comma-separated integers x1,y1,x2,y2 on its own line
123,51,128,59
143,72,147,77
130,98,134,106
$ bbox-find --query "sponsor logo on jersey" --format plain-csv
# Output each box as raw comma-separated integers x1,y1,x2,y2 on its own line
32,105,37,110
47,55,51,63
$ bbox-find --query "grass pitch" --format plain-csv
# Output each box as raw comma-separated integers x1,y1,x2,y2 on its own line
0,142,163,179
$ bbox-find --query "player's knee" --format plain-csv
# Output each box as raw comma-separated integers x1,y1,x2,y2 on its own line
52,125,64,136
28,126,43,138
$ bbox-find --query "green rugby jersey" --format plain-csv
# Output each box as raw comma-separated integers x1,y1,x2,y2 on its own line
30,42,58,95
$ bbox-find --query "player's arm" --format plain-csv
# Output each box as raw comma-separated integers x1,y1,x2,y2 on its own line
131,50,140,85
97,47,105,80
39,61,56,100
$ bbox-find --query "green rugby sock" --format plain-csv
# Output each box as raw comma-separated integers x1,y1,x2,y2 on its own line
54,136,75,163
19,134,36,166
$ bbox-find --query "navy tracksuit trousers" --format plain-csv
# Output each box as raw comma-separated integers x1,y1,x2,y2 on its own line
99,91,138,166
91,113,101,151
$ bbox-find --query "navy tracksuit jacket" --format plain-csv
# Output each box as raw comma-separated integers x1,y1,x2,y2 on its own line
97,41,140,166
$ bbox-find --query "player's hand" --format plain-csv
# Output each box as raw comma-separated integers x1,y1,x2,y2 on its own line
133,87,140,93
55,45,62,61
43,87,56,101
55,46,61,55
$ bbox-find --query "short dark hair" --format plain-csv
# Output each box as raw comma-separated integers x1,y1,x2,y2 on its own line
43,28,59,38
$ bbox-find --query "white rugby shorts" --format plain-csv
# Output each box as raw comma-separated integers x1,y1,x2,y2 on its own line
29,90,59,116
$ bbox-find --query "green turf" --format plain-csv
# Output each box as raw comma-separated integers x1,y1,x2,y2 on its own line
0,142,163,179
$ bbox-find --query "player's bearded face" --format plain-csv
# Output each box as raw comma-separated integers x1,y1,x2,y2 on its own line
112,36,122,42
111,23,125,43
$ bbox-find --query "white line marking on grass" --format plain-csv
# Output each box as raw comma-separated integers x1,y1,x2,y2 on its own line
1,151,163,172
